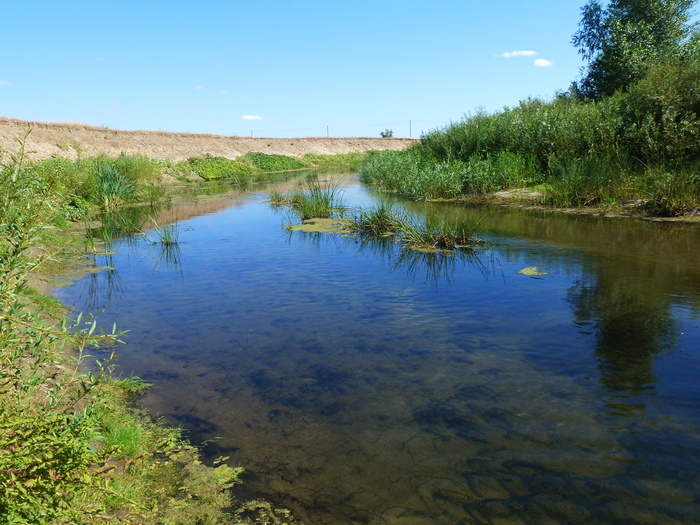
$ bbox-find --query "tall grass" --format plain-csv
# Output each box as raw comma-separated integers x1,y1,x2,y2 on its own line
347,201,482,251
272,179,346,221
361,60,700,216
97,163,137,210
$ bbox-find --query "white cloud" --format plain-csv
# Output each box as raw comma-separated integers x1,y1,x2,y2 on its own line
241,115,263,121
218,90,229,95
534,58,553,67
194,85,204,90
501,50,537,58
0,81,10,86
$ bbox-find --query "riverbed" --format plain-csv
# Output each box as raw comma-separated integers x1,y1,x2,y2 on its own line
55,173,700,524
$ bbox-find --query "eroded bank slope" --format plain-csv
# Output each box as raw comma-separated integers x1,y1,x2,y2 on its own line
0,118,416,161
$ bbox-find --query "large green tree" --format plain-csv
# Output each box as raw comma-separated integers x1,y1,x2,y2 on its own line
572,0,698,99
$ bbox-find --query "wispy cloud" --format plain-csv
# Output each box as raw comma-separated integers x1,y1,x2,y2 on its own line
500,50,537,58
534,58,553,67
194,85,204,90
241,115,263,121
218,90,229,95
0,81,10,86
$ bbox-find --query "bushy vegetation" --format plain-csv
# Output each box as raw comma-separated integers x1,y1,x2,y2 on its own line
242,151,310,172
302,152,365,168
361,0,700,217
186,154,255,181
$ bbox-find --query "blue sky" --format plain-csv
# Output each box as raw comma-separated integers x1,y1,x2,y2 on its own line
1,1,588,138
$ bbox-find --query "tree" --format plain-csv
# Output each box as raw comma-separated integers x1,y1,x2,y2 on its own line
380,129,394,138
572,0,698,99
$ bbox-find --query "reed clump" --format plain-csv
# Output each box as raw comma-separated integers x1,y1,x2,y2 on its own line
271,178,346,221
347,201,482,251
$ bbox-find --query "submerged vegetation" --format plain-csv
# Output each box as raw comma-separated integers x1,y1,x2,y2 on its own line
361,0,700,217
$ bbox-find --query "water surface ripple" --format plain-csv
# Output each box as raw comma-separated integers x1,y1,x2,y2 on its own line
56,176,700,524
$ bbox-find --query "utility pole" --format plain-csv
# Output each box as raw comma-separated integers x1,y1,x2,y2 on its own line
409,120,412,139
327,125,329,137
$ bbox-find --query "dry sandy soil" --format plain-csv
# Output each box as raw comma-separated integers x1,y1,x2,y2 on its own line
0,117,417,161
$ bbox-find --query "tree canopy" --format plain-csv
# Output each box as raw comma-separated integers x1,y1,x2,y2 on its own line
572,0,698,99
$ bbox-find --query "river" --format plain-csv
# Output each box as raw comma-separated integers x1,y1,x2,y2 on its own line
55,173,700,524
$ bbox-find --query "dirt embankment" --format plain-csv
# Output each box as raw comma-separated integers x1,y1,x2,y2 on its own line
0,118,417,161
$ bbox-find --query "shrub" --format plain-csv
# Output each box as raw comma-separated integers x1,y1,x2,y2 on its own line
187,154,254,181
242,152,310,172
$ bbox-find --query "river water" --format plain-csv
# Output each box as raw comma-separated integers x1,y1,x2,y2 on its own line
55,174,700,524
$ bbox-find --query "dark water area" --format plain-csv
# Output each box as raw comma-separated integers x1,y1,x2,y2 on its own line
55,175,700,524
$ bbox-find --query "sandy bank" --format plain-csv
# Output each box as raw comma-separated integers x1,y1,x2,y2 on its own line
0,118,417,161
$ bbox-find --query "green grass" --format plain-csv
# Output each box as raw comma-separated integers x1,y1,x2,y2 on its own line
242,151,310,172
346,201,482,251
348,200,403,236
303,152,366,168
271,179,346,221
186,154,254,181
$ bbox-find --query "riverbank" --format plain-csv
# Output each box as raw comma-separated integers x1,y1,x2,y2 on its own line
0,117,416,161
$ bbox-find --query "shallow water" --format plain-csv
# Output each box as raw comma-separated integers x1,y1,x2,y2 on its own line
56,175,700,524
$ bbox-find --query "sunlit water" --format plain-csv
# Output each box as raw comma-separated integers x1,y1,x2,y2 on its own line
55,175,700,524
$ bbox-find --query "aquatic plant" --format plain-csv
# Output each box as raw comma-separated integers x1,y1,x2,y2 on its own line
348,200,403,236
396,213,481,250
359,57,700,215
346,200,482,251
150,219,180,246
272,179,346,221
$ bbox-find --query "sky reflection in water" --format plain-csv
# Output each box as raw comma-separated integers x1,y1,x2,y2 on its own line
56,175,700,525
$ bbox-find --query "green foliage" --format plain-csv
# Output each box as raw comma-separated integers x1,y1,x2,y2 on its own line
187,154,254,181
618,55,700,163
642,166,700,215
96,163,137,210
543,154,628,207
302,152,366,168
61,194,92,221
572,0,698,99
242,151,310,172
